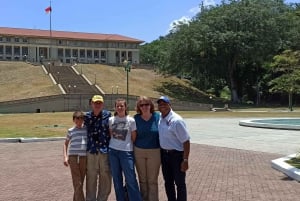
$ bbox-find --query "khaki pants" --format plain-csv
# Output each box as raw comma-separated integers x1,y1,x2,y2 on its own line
69,155,87,201
86,152,112,201
134,146,161,201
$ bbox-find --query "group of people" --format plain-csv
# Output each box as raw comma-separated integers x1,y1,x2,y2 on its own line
63,94,190,201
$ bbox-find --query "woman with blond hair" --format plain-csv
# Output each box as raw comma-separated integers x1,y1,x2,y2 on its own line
134,96,160,201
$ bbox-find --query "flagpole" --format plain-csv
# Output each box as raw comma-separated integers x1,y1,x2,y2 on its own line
49,0,52,64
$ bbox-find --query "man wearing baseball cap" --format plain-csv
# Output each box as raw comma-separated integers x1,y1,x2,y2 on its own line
84,95,112,201
157,96,190,201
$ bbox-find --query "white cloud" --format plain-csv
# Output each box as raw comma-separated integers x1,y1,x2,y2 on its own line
167,0,216,34
168,16,190,33
189,6,200,15
203,0,216,7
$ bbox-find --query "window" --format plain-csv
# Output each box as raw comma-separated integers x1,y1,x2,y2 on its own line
22,47,28,55
22,38,28,43
58,48,63,57
72,49,78,57
87,50,92,58
0,37,3,42
6,37,11,42
101,50,106,57
14,46,20,55
5,46,12,54
80,49,85,58
39,48,44,56
119,43,125,48
65,49,71,57
109,42,117,48
15,38,19,42
94,50,99,58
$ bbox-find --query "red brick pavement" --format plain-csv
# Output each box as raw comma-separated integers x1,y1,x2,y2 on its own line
1,141,300,201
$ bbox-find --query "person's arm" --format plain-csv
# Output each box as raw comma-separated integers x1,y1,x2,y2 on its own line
108,118,113,137
109,128,113,137
181,140,190,172
131,130,137,143
63,139,70,167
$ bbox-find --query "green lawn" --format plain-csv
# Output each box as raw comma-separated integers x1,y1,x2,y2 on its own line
1,109,300,138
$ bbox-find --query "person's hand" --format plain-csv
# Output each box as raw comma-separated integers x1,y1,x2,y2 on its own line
181,160,189,172
63,157,69,167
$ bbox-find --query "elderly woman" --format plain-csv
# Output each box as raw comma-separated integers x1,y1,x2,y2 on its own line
134,96,161,201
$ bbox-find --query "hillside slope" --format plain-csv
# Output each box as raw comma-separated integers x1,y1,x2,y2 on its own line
0,61,211,102
0,61,60,102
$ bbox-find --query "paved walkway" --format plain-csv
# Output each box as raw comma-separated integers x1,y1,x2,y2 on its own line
1,118,300,201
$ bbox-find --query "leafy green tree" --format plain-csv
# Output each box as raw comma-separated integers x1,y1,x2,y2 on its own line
268,50,300,111
190,0,290,102
140,0,300,105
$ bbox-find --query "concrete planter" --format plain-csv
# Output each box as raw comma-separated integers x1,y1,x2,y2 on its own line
271,153,300,181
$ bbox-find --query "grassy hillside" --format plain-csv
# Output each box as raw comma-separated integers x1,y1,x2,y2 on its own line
0,61,212,102
75,64,210,100
0,61,60,102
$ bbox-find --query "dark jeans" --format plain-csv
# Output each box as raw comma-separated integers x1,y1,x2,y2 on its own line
161,149,187,201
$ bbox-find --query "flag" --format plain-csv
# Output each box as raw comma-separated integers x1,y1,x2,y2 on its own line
45,6,52,14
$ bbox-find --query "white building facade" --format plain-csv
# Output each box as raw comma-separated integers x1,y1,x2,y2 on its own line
0,27,143,65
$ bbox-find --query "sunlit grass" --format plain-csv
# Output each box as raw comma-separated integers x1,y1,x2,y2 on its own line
1,109,300,138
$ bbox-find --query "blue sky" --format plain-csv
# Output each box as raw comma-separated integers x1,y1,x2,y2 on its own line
2,0,299,43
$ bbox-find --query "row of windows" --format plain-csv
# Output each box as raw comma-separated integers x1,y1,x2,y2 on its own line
0,46,28,55
0,36,138,49
56,40,138,49
0,37,28,43
57,49,107,58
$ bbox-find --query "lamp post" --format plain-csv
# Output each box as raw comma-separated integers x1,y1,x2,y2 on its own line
123,60,131,108
48,62,51,74
116,86,119,94
57,71,60,84
74,85,77,94
68,84,71,111
111,86,114,109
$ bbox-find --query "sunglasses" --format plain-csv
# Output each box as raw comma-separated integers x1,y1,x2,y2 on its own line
75,117,84,120
139,103,150,107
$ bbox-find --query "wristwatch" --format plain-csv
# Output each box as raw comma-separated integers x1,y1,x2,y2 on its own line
183,158,188,162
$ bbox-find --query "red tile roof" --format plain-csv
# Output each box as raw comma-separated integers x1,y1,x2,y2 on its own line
0,27,144,43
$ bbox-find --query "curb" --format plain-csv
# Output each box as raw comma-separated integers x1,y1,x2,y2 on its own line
271,153,300,182
0,137,65,143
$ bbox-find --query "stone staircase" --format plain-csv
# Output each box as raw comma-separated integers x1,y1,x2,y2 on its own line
48,64,100,94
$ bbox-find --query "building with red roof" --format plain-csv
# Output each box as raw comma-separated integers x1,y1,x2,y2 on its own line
0,27,144,64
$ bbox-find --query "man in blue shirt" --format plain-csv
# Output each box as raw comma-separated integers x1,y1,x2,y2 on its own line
85,95,112,201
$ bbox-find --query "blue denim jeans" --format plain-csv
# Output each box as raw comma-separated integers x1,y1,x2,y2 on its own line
161,149,187,201
108,148,142,201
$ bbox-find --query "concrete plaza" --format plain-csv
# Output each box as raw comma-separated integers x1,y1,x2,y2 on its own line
1,118,300,201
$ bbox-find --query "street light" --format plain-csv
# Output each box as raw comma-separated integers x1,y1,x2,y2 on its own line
74,85,77,94
116,86,119,94
123,60,131,108
57,71,60,84
111,86,114,109
48,62,51,74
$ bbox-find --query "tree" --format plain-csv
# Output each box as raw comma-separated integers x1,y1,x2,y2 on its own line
268,50,300,111
140,0,300,105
